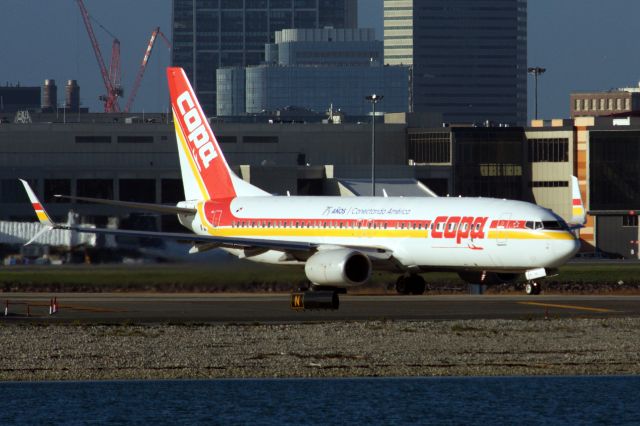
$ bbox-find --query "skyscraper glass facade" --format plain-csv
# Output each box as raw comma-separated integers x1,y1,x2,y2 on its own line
384,0,527,126
172,0,357,116
217,28,409,117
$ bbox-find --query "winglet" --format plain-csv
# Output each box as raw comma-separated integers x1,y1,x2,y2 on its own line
20,179,54,227
569,176,587,226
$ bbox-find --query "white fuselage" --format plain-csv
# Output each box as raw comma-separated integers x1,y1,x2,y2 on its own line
179,195,580,273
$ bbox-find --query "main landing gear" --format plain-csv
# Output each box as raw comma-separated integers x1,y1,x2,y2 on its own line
395,274,426,295
290,285,341,310
524,281,541,295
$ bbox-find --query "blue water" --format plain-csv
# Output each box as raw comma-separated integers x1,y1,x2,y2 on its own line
1,376,639,425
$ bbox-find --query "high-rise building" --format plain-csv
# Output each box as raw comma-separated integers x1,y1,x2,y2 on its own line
172,0,358,116
384,0,527,125
217,28,409,117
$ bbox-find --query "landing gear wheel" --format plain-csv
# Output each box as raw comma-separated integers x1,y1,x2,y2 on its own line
408,274,426,295
396,275,426,295
524,281,541,295
395,276,409,295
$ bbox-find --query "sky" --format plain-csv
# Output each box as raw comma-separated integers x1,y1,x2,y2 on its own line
2,0,640,120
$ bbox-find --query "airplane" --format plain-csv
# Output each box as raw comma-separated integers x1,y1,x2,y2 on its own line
20,66,586,310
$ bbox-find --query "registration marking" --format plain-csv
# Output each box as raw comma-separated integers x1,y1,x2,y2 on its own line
518,302,614,313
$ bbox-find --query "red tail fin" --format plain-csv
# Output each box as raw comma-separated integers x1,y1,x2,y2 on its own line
167,67,236,200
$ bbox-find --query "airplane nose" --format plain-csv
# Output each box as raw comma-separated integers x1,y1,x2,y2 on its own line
555,233,580,263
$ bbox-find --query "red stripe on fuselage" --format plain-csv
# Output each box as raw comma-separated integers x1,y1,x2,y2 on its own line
489,220,526,229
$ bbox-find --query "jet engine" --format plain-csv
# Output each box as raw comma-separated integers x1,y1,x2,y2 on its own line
304,249,372,287
458,271,520,285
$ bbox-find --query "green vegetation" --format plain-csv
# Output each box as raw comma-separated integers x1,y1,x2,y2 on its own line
0,261,638,293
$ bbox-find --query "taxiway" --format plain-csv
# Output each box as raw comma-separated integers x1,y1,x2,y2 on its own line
2,293,639,323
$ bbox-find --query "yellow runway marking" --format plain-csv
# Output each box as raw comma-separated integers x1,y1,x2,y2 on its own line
518,302,614,313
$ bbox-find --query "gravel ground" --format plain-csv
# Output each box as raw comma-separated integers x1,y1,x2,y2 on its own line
1,318,639,381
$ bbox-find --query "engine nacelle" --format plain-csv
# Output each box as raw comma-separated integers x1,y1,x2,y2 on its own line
458,271,521,285
304,249,372,287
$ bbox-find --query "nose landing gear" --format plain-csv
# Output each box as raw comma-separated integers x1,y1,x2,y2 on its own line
524,281,541,295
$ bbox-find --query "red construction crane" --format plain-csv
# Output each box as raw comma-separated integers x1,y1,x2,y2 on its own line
124,27,171,113
76,0,122,112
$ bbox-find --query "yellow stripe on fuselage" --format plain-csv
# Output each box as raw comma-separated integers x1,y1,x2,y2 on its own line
487,230,575,241
173,115,209,200
195,204,574,241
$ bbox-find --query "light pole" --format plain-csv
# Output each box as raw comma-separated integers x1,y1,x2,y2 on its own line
366,94,383,197
528,66,546,120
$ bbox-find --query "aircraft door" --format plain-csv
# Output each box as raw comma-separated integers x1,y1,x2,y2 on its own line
496,213,511,246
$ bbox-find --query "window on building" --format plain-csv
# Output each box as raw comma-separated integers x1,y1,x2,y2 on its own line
528,138,569,162
600,99,606,110
623,215,639,227
608,99,614,110
592,99,598,110
120,179,156,203
529,181,569,188
408,132,451,164
617,98,623,111
217,136,237,143
575,99,581,111
590,130,640,210
75,136,111,143
161,179,184,204
626,98,631,110
77,179,113,200
243,136,278,143
117,136,154,143
44,179,71,203
1,179,33,203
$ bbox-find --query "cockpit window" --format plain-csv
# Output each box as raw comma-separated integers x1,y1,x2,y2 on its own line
542,220,563,230
526,221,544,230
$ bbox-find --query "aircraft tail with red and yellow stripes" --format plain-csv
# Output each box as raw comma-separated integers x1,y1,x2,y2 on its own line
166,67,268,201
20,179,53,226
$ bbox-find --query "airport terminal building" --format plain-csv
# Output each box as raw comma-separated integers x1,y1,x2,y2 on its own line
1,110,639,258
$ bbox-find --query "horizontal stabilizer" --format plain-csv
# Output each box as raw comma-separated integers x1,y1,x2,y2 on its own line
54,195,197,215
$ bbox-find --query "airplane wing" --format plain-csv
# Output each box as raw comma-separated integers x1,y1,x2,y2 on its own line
53,194,196,215
66,224,317,253
20,180,396,264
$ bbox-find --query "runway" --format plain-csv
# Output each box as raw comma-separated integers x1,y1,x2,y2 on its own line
2,293,639,323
